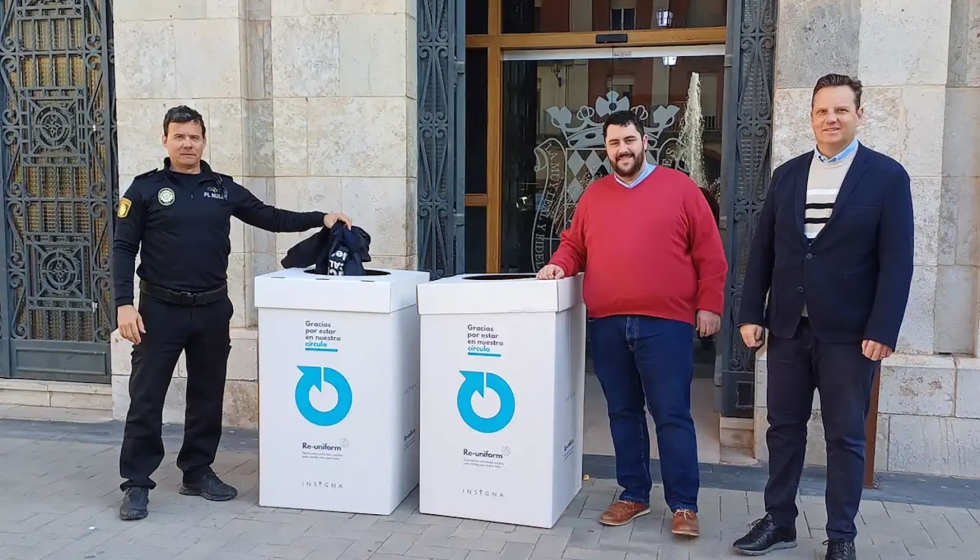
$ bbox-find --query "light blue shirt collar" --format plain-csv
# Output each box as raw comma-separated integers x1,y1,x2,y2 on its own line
814,138,859,164
614,162,656,189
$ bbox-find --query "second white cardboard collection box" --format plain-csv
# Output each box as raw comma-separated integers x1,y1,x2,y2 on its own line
415,273,587,529
254,267,430,515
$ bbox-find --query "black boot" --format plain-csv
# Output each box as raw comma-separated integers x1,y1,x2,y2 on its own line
825,539,856,560
732,513,797,556
119,487,149,521
179,472,238,502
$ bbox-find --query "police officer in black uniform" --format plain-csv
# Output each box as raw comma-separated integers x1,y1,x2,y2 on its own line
112,106,352,521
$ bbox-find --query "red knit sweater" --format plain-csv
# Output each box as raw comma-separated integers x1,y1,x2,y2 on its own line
549,167,728,324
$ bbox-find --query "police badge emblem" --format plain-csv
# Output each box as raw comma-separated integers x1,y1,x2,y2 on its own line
158,187,176,206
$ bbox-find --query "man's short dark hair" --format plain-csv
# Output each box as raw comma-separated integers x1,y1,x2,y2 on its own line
163,105,206,137
602,110,645,138
812,74,863,108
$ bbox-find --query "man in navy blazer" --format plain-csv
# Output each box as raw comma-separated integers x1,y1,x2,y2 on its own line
732,74,914,560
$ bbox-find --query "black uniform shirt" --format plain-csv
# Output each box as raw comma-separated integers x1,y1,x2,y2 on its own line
112,159,325,307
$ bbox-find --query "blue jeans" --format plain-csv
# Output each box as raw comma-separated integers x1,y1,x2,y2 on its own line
589,315,699,512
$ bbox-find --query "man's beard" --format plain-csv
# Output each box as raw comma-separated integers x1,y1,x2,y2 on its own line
612,152,644,177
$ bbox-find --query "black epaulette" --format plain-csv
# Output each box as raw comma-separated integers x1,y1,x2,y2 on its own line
134,168,159,180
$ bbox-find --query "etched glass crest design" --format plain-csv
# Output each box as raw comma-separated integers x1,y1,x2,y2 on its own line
531,91,689,270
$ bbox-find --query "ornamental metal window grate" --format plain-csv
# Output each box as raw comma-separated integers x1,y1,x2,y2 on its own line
417,0,465,280
0,0,117,382
718,0,777,416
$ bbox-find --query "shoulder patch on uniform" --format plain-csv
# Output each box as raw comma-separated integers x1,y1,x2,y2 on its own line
134,168,159,180
117,198,132,218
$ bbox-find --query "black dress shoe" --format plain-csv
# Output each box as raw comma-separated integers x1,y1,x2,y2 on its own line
825,539,856,560
119,487,149,521
732,513,797,556
179,472,238,502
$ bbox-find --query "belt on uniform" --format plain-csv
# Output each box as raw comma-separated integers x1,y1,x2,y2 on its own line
139,280,227,306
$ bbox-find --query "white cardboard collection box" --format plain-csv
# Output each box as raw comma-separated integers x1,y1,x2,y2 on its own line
254,267,429,515
415,273,587,528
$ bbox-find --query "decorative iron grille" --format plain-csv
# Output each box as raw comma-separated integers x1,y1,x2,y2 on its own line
417,0,464,279
0,0,116,381
718,0,777,416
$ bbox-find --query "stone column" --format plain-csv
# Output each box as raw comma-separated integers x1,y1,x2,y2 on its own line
269,0,418,270
936,0,980,356
763,0,957,473
242,0,279,328
921,0,980,479
110,0,257,424
858,0,952,357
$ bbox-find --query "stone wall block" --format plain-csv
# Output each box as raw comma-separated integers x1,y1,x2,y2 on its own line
861,87,946,178
272,97,308,176
271,16,340,97
879,355,956,416
888,415,980,477
174,19,243,99
775,0,860,89
307,97,409,178
342,177,411,256
858,0,952,86
337,14,409,97
896,265,937,354
954,358,980,418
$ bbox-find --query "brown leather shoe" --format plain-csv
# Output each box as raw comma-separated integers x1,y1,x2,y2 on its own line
599,500,650,526
671,509,699,537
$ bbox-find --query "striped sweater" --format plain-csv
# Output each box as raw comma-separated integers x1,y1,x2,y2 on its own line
804,139,859,239
802,139,859,317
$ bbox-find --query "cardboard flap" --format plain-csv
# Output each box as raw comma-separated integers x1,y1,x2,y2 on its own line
416,273,583,315
255,268,430,313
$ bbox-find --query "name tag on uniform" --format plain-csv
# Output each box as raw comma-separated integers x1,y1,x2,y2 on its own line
203,186,228,201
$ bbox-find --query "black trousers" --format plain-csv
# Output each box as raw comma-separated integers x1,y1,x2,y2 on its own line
119,295,233,490
764,318,877,541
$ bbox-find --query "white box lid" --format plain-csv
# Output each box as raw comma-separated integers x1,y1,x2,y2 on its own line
254,267,430,313
416,273,583,315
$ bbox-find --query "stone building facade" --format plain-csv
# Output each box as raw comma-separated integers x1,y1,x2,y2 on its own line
757,0,980,477
108,0,419,426
0,0,975,478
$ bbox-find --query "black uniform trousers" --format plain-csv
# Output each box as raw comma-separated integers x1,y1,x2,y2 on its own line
764,317,877,542
119,293,233,490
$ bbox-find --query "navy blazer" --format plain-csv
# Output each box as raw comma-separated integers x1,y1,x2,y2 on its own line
738,144,914,349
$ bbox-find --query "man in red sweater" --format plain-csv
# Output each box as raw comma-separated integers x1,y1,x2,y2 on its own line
538,110,727,537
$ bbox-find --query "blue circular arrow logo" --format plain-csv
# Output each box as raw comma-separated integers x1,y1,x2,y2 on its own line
457,370,515,434
295,365,352,427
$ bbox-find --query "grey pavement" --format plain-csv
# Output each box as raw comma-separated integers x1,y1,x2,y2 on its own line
1,419,979,560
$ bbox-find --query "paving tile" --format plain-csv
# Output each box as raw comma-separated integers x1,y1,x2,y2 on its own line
0,427,979,560
249,543,315,558
567,527,601,549
499,541,535,560
379,532,422,554
405,544,470,560
532,534,570,558
480,529,542,544
290,535,354,557
561,547,626,560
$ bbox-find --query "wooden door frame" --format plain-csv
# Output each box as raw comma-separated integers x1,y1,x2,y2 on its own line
464,0,726,272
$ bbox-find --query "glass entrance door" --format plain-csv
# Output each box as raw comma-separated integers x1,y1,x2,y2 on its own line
497,46,725,274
